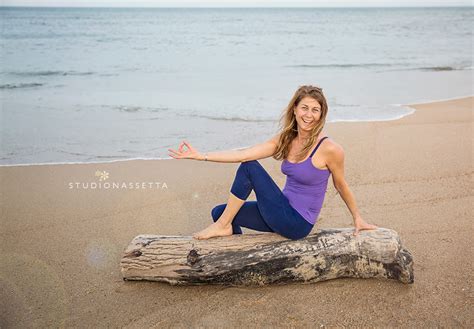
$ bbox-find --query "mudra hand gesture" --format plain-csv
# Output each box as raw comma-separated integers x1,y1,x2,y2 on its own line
168,141,201,160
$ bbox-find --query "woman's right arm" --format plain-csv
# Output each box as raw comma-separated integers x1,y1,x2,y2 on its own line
168,134,280,163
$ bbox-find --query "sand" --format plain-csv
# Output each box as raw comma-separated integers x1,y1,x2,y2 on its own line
1,96,472,328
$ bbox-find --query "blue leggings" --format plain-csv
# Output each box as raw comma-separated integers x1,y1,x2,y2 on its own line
210,160,313,240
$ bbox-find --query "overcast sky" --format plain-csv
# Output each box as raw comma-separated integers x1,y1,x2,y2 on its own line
2,0,472,7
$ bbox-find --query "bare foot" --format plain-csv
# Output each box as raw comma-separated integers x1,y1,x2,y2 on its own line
192,221,233,240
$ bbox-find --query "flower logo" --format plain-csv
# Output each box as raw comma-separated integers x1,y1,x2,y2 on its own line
95,170,109,181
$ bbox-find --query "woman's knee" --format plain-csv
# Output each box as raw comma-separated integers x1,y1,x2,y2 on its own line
288,233,308,241
241,160,260,166
239,160,262,172
286,227,312,240
211,204,226,221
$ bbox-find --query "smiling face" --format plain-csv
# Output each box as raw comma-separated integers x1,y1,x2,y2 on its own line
293,96,322,132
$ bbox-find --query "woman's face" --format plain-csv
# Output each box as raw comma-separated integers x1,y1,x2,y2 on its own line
293,96,322,132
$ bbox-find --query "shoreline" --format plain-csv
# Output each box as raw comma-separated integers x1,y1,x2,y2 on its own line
1,93,472,168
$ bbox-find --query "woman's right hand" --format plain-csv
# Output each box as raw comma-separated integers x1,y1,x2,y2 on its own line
168,141,202,160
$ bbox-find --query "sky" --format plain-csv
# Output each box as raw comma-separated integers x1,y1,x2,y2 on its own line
1,0,472,7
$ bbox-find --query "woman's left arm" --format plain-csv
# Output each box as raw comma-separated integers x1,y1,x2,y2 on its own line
325,143,378,236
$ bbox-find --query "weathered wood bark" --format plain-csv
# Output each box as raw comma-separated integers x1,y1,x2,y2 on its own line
120,228,414,286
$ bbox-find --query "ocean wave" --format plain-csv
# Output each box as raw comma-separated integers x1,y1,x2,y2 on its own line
56,149,90,156
287,63,398,69
418,65,471,71
117,106,141,113
101,105,170,113
377,64,472,73
131,117,163,121
119,149,139,154
0,82,44,89
97,73,119,77
186,113,276,123
94,155,131,159
95,37,125,43
4,70,95,77
0,157,174,168
1,31,103,40
288,63,473,72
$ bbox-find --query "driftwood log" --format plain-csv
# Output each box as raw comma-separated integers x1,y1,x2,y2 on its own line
120,227,414,286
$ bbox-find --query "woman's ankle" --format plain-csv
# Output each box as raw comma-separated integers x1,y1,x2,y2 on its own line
215,218,232,229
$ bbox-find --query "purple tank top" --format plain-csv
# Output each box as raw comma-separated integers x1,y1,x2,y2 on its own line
281,136,331,225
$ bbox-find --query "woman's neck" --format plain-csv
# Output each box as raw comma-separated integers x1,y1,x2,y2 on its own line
295,132,325,145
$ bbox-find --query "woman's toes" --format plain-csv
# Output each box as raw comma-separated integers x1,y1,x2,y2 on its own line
191,222,232,240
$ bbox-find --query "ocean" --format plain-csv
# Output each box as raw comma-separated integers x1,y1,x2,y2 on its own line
1,6,472,166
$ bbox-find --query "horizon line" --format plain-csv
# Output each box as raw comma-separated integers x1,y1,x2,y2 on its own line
1,4,472,8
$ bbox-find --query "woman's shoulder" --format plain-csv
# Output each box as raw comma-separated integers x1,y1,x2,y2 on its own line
320,135,339,147
320,136,344,158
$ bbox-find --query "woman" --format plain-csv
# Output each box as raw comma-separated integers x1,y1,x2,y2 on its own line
168,85,378,240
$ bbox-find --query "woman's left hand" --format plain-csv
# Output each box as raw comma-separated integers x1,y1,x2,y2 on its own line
353,216,378,236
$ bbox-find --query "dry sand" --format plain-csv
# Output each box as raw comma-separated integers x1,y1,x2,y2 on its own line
1,96,472,328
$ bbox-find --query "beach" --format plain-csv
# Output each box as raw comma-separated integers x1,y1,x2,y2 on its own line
0,96,472,327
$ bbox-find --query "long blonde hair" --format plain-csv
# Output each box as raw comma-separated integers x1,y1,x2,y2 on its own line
273,85,329,162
